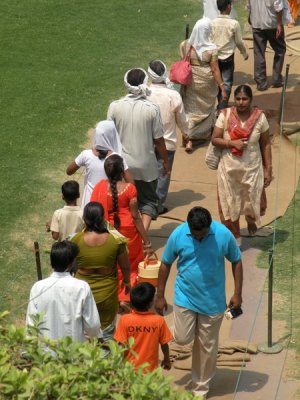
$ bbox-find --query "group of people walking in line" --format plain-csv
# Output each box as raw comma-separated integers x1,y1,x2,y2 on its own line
26,1,291,398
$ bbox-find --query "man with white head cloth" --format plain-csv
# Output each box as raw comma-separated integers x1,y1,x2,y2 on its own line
107,68,169,230
147,60,189,215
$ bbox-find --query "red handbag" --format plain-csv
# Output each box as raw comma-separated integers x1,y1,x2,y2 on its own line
169,47,192,86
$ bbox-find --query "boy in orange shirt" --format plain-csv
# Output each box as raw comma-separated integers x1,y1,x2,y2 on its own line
114,282,172,372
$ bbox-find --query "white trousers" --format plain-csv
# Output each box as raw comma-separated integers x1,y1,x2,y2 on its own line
173,304,224,397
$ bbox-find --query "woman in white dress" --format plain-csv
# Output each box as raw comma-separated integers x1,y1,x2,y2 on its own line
211,85,272,243
66,120,133,208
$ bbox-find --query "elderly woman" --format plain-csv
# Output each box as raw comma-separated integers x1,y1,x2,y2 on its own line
211,84,272,244
70,202,131,340
66,120,133,208
180,17,227,153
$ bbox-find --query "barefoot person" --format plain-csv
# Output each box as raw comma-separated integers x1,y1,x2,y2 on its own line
148,59,188,214
26,241,102,342
90,155,154,312
211,85,272,243
66,120,132,208
115,283,172,372
180,18,227,153
247,0,286,91
70,202,131,340
155,207,243,399
107,68,169,230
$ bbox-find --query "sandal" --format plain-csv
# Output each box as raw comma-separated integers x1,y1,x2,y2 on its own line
185,141,193,154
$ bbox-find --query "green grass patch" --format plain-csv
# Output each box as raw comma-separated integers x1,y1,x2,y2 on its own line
254,133,300,378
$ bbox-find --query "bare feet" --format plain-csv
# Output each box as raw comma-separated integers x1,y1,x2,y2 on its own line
247,222,257,236
181,133,189,147
185,140,193,154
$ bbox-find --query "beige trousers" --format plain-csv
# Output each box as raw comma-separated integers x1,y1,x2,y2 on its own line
173,304,224,398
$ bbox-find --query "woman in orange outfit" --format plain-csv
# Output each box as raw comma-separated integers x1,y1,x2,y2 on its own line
90,154,154,312
288,0,300,26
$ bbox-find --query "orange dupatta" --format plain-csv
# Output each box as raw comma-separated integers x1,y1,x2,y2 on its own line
223,106,263,157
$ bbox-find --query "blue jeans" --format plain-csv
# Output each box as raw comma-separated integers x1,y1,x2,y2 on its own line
217,54,234,110
156,150,175,212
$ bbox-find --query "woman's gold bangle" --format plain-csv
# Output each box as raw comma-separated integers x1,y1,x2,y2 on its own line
143,242,152,248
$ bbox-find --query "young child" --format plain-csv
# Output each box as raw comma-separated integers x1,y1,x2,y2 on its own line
211,0,249,110
114,282,172,372
48,181,84,241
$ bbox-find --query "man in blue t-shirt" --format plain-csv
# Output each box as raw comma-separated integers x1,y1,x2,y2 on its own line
155,206,243,399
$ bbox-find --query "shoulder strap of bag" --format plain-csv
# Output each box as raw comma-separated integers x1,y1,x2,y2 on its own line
184,45,192,62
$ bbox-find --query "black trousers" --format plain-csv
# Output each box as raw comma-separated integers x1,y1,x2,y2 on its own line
252,28,286,88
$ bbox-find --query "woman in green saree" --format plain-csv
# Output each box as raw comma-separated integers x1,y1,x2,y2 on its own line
71,202,130,340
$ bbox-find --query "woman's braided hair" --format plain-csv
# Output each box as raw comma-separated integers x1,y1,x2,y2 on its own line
104,154,125,229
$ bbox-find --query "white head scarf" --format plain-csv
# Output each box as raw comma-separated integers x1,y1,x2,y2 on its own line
147,60,174,89
188,17,217,61
124,68,150,98
93,120,123,153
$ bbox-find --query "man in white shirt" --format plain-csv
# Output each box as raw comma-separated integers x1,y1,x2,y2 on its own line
107,68,169,230
26,241,102,342
147,60,189,214
212,0,249,109
247,0,286,90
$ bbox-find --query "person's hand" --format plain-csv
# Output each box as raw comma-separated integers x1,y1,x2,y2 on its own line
221,87,228,102
143,241,154,258
276,24,283,39
244,53,249,61
162,160,170,177
264,168,273,187
143,245,154,258
228,293,242,309
155,295,168,315
121,280,131,295
161,358,171,370
231,139,248,151
46,221,51,232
